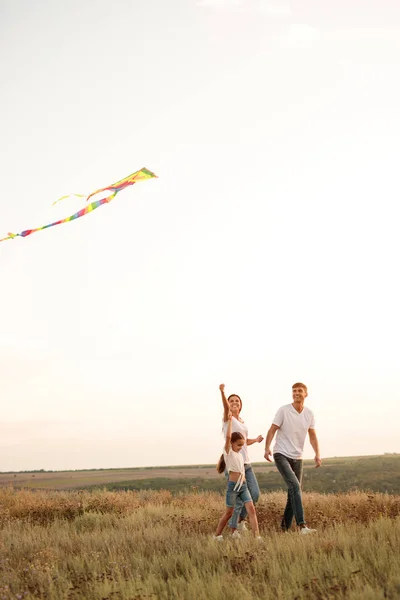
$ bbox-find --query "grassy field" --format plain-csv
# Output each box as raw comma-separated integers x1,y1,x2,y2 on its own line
2,454,400,495
0,466,238,490
1,487,400,599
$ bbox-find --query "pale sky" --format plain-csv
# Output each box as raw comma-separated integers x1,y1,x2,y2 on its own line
1,0,399,471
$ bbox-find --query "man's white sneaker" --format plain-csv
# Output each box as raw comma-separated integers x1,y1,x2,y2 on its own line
232,530,241,539
237,521,248,532
300,527,316,535
213,534,223,541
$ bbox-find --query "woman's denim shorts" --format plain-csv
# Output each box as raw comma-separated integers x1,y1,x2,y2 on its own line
226,480,252,508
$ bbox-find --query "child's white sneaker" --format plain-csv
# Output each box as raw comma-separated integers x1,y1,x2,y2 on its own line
256,536,263,542
237,521,248,532
232,530,241,539
300,526,316,535
213,534,223,541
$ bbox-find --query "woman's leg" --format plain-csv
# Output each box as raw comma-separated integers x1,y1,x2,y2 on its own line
244,501,259,537
239,465,261,521
229,496,243,529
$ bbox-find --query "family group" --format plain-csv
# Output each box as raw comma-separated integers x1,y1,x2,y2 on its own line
214,382,322,541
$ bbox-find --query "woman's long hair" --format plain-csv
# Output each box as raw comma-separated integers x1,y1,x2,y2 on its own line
217,432,245,473
221,394,243,429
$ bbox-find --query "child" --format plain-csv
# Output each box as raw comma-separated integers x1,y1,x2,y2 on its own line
214,415,262,541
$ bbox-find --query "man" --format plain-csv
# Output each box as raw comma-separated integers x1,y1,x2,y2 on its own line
264,382,321,534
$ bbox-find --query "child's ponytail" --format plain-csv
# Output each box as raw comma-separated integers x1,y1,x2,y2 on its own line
217,453,226,474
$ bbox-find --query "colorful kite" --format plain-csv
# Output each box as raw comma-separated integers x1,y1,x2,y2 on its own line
0,167,157,244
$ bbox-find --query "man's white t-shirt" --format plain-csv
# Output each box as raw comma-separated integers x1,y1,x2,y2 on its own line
272,404,315,459
223,416,250,464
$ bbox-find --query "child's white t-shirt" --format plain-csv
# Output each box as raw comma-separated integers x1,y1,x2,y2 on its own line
272,404,316,459
222,416,250,464
223,447,245,491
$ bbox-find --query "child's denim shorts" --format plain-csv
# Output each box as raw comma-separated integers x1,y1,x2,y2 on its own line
226,480,252,508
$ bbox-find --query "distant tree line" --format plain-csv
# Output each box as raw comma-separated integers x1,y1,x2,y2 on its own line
94,455,400,495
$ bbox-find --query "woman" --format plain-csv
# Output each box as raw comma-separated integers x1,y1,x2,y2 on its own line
219,383,264,538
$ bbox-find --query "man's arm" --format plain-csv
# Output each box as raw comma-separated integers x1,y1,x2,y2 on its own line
264,424,280,462
308,428,322,467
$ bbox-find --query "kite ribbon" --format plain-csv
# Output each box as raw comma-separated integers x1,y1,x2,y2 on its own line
0,167,156,243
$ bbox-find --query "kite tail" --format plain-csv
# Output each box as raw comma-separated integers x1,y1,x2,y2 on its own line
0,233,17,242
16,193,117,240
52,193,86,206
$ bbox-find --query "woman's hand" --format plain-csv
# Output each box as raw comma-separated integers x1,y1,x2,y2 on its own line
219,383,225,392
247,435,264,445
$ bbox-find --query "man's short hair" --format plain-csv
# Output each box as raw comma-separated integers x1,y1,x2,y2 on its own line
292,382,307,393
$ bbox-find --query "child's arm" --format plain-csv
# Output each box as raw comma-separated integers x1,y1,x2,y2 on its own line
219,383,231,422
224,415,232,453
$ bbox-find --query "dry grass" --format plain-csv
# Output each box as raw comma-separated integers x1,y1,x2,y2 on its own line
1,488,400,599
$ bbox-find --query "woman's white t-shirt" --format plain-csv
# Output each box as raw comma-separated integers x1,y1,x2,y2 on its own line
222,416,250,464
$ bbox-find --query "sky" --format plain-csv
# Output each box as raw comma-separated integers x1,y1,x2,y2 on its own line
1,0,399,471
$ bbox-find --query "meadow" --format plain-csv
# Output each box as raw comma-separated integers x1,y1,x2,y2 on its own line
1,487,400,600
2,454,400,495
